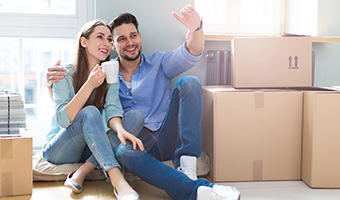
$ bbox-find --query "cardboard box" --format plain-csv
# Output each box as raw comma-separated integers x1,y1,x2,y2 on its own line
201,86,303,182
302,91,340,188
0,136,32,197
231,36,312,88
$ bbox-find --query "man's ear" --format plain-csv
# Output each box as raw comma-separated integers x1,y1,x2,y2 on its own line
80,37,87,48
139,32,142,40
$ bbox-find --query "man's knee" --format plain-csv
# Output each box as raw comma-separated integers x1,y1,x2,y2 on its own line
176,76,201,86
116,144,144,162
123,109,144,136
175,76,202,95
124,109,144,124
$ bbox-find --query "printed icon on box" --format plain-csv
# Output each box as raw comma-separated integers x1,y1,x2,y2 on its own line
288,56,299,69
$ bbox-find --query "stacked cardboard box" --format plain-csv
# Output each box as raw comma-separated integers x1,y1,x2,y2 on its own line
0,91,31,197
202,36,340,188
0,136,32,197
231,36,312,88
202,36,314,183
202,86,303,182
302,91,340,188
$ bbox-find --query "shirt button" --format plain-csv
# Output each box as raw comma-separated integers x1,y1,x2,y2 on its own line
134,101,137,104
126,92,129,95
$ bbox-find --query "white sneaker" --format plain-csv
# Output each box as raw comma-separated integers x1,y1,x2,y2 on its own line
197,185,240,200
197,152,210,176
197,186,212,200
177,155,198,180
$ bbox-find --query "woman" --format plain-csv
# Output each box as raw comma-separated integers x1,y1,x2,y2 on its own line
42,20,143,200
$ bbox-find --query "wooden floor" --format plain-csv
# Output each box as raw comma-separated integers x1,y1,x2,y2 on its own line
2,179,340,200
1,180,172,200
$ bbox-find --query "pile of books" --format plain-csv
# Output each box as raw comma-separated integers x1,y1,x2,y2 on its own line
0,91,26,135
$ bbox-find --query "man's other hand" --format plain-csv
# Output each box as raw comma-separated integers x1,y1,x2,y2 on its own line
46,60,67,86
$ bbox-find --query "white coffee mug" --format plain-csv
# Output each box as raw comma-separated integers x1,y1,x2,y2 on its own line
101,60,119,84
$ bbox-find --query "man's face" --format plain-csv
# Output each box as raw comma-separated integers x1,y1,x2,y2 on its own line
112,23,142,61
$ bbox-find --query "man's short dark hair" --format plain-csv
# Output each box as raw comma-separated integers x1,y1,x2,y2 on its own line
109,13,139,33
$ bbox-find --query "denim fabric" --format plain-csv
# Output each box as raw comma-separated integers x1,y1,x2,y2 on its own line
145,76,203,168
43,64,123,150
86,109,145,169
109,77,213,200
42,106,120,172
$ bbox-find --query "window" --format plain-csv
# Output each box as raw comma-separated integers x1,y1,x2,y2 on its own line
0,0,75,15
0,0,93,150
284,0,318,36
195,0,284,35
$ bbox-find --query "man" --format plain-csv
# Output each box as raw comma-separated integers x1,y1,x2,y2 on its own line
46,5,240,200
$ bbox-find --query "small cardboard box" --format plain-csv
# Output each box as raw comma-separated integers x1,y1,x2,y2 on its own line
0,136,32,197
302,91,340,188
201,86,303,182
231,36,312,88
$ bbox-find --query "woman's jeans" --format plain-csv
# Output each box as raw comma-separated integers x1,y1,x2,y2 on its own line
42,106,144,176
109,76,214,200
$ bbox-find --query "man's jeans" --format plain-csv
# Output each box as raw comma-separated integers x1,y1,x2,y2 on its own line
109,76,214,200
42,106,144,176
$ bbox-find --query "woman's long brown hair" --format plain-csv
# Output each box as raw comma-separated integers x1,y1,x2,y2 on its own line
73,20,112,110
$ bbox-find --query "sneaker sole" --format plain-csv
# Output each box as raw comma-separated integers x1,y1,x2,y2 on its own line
232,188,240,200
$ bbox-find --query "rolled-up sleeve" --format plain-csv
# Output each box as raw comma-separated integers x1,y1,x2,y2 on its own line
105,82,124,125
161,42,203,79
53,73,72,128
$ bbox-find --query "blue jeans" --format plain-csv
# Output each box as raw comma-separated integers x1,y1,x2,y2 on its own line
42,106,144,176
110,76,214,200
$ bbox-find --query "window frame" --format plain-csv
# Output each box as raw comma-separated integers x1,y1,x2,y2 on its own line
0,0,94,150
195,0,284,35
0,0,94,38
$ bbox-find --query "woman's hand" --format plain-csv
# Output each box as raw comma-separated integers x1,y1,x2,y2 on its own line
117,130,145,151
86,64,106,89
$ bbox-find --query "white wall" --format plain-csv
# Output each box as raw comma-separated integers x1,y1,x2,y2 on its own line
95,0,193,56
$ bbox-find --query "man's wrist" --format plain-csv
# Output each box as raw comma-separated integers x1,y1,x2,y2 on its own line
195,18,203,31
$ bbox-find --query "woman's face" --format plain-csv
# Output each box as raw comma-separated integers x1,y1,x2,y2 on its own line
82,25,113,63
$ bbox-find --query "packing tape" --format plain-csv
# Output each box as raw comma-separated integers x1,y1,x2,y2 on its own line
1,139,13,159
2,172,13,196
253,160,263,181
254,91,265,109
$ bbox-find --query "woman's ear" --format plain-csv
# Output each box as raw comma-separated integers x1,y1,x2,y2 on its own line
80,36,87,48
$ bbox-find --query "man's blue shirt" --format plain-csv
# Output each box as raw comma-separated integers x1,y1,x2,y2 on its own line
115,43,202,131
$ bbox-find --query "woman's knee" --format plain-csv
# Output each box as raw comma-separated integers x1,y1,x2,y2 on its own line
79,105,101,120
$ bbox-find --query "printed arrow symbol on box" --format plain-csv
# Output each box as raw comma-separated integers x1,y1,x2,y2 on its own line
294,56,299,67
288,56,292,67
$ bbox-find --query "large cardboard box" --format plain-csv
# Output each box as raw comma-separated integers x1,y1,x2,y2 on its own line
0,136,32,197
231,36,312,88
302,91,340,188
201,86,303,182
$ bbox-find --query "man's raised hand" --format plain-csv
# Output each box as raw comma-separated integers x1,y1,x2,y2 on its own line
172,4,201,40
